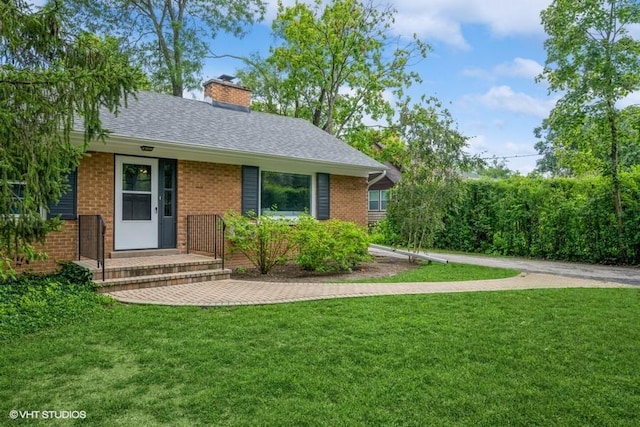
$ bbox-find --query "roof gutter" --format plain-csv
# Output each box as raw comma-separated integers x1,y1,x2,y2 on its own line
367,169,387,189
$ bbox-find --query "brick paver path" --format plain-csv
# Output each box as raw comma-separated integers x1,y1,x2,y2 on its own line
106,273,632,307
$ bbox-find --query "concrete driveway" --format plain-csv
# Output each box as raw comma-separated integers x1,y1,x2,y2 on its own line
370,247,640,286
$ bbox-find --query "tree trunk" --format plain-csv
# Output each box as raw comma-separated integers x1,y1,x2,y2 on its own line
607,106,625,260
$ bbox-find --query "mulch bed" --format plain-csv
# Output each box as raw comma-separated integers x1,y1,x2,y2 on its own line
230,255,420,283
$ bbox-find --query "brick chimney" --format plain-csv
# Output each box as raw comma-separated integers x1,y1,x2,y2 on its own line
203,75,251,111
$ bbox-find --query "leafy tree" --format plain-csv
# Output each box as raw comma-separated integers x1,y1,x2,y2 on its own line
476,158,517,179
533,118,599,176
342,127,406,164
538,0,640,228
64,0,266,96
237,0,429,138
1,0,141,276
387,97,483,255
534,108,640,177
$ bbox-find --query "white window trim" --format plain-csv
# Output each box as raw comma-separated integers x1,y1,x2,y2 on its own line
368,189,389,212
7,181,46,218
259,170,316,219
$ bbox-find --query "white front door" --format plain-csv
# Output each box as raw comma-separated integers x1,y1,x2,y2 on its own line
115,156,159,250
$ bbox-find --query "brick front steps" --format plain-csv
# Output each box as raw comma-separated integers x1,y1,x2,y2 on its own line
74,254,231,293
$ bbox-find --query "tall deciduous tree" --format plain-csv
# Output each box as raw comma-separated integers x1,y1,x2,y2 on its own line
387,97,482,255
237,0,429,138
0,0,141,276
65,0,266,96
538,0,640,228
534,108,640,177
342,127,405,164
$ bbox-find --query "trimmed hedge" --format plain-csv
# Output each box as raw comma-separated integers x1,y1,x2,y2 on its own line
432,172,640,265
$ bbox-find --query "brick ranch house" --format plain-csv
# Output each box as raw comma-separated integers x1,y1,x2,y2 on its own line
30,78,386,274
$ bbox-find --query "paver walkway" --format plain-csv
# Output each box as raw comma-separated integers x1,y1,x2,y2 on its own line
106,273,633,307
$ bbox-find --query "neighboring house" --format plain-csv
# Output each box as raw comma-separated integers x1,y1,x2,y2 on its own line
367,161,401,225
27,77,386,273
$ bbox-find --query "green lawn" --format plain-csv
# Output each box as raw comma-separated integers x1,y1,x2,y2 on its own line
350,261,520,282
2,288,639,426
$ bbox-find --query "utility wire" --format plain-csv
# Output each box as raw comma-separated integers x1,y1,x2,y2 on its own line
480,153,541,160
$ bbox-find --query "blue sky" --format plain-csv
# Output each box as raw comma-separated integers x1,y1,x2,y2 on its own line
200,0,557,173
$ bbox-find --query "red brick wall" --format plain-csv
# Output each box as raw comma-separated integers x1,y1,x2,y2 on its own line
16,155,369,273
13,221,78,274
14,152,115,274
330,175,368,226
176,160,242,252
77,152,115,254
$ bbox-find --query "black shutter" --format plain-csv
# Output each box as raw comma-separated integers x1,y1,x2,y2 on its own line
316,173,330,220
241,165,259,215
48,169,77,220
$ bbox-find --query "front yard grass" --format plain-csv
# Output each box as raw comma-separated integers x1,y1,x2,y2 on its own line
2,288,639,426
349,261,520,282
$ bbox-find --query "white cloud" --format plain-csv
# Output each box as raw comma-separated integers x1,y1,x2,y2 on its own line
469,136,540,173
394,10,470,50
625,23,640,39
460,67,494,80
464,85,555,118
618,91,640,109
390,0,552,48
493,119,506,128
462,58,544,82
467,134,489,154
265,1,552,49
495,58,544,80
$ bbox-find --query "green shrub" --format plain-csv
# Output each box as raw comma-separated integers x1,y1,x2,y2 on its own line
56,261,95,286
293,214,332,271
293,215,371,272
226,211,296,274
326,219,371,271
368,217,401,246
226,212,371,273
0,263,111,340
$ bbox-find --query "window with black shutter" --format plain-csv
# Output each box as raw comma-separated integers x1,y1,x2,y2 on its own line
48,169,77,220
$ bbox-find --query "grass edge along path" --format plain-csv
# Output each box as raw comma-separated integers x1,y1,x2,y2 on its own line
1,287,639,426
347,261,520,283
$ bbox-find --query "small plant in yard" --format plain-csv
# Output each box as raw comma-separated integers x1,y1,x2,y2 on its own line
225,211,296,274
293,214,371,272
234,266,248,274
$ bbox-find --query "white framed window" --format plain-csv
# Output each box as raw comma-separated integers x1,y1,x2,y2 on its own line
6,181,46,218
368,189,390,212
7,181,25,216
380,189,389,211
368,190,380,211
260,171,312,217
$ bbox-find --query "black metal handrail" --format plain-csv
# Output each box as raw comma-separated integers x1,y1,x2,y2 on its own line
187,214,226,269
78,214,106,281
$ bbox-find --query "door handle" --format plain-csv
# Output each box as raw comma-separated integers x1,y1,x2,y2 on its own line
155,206,158,214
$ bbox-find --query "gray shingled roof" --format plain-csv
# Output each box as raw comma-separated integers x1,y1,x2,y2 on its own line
383,161,402,183
90,91,384,170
